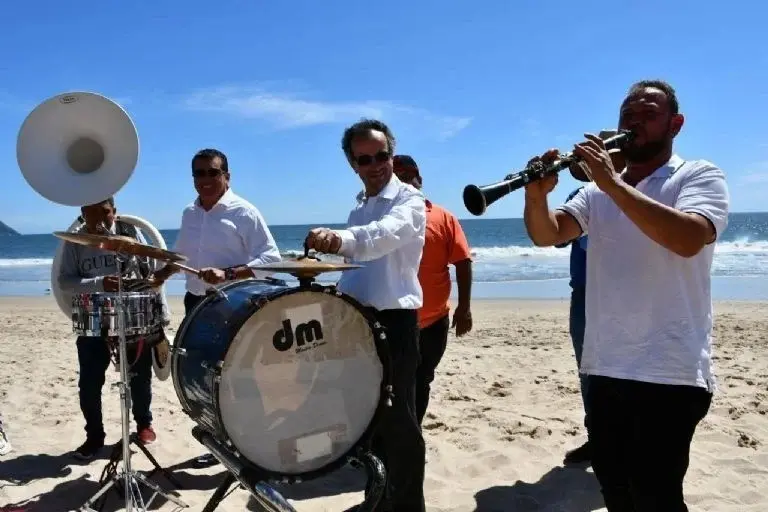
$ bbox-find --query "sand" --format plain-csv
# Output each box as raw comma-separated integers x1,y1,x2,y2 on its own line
0,296,765,511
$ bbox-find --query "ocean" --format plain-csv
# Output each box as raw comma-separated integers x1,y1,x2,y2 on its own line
1,213,767,300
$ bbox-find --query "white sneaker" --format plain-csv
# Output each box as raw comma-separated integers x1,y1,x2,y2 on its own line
0,426,12,455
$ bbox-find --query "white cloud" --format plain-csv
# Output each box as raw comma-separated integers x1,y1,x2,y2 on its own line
180,85,471,140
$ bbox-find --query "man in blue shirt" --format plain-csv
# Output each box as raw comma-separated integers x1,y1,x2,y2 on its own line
557,188,591,464
558,132,625,465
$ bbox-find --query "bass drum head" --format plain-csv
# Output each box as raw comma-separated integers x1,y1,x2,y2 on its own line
218,288,384,476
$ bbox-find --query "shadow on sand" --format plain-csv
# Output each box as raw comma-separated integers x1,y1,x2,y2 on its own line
473,464,605,512
0,449,232,512
244,463,366,511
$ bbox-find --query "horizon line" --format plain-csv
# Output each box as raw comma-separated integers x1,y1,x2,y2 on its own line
7,210,768,236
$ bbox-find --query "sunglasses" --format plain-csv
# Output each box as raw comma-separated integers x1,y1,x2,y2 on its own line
353,150,391,167
192,168,225,178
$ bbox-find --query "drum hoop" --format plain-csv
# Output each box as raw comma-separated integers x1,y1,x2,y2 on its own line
210,281,393,482
170,279,281,416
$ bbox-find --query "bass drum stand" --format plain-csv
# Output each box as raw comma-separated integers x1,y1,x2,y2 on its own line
193,427,386,512
77,254,188,512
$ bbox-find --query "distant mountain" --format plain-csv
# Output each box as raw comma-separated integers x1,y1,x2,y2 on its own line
0,220,20,236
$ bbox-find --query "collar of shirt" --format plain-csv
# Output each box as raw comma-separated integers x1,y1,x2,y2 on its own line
620,153,685,181
194,187,237,211
355,174,401,203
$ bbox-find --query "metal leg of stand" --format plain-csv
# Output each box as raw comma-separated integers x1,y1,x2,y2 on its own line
131,435,184,488
77,257,188,511
201,473,238,512
191,426,296,512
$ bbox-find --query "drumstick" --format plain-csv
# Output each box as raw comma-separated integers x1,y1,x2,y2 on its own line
173,262,202,276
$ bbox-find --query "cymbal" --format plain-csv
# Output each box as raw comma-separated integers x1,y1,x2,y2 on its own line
53,231,188,263
252,257,362,278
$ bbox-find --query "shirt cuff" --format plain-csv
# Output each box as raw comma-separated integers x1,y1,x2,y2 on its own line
335,229,356,257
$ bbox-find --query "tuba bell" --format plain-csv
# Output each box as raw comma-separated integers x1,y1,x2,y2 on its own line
16,91,139,206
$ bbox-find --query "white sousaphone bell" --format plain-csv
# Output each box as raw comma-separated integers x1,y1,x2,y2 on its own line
16,91,172,381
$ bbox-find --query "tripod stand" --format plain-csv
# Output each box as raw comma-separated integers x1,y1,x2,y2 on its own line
78,254,187,512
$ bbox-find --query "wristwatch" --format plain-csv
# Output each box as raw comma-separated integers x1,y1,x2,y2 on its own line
224,267,237,281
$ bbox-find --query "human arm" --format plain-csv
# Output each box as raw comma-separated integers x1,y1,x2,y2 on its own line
57,243,105,293
574,135,729,257
200,209,282,284
522,150,586,247
335,192,427,261
554,188,584,249
239,209,281,278
448,214,473,336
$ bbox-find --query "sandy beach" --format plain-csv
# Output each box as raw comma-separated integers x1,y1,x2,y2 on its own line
0,296,765,511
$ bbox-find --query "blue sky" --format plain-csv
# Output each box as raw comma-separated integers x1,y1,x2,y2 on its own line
1,0,766,234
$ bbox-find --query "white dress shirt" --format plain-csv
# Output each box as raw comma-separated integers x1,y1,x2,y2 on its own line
333,174,426,310
173,188,281,296
557,154,730,391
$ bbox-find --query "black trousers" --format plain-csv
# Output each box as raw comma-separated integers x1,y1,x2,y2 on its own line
415,314,450,425
586,375,712,512
369,308,426,512
77,336,153,441
184,292,205,315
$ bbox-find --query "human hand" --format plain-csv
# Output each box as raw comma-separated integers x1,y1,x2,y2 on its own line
200,268,226,284
452,304,473,337
572,133,618,191
103,275,119,292
145,274,166,288
305,228,342,254
523,149,561,201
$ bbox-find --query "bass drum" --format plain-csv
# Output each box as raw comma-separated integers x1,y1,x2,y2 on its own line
171,279,391,481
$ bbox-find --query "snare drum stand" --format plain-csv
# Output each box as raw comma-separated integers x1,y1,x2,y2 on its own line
78,254,187,512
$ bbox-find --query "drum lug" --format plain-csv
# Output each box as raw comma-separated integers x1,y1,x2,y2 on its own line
200,360,223,383
249,295,269,309
172,347,187,357
385,384,394,407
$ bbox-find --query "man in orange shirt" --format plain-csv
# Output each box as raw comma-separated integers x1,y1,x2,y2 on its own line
394,155,473,425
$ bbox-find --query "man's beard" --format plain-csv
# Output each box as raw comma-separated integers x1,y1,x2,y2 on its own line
623,138,668,162
623,121,672,163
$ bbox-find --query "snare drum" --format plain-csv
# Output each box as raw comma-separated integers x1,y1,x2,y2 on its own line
171,279,391,481
72,291,163,337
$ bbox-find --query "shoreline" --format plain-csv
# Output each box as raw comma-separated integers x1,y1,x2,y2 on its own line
2,274,768,301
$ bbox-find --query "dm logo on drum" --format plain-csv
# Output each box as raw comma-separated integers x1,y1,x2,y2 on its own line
272,318,325,353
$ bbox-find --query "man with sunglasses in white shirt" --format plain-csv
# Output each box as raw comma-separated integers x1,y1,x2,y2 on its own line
305,119,427,512
151,148,281,467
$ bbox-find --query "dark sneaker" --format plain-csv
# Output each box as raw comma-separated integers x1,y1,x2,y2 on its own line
74,438,104,460
564,441,591,465
193,453,219,468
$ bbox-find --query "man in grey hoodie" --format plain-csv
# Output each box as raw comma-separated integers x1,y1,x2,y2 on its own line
58,196,170,460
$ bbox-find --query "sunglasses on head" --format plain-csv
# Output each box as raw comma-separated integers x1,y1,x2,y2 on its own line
192,168,224,178
353,150,391,167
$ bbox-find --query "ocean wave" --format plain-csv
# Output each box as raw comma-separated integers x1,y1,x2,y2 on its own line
0,258,54,267
469,238,768,261
1,239,766,269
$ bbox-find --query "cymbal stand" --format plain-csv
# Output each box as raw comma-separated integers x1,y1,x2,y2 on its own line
78,254,187,512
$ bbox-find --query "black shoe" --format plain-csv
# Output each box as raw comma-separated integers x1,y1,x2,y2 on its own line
73,438,105,460
193,453,220,468
564,441,591,465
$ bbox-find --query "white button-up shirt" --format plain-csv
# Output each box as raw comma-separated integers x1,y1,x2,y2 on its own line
173,188,281,295
334,174,426,310
557,154,730,391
